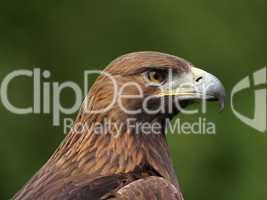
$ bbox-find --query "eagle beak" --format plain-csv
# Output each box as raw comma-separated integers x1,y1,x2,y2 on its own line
190,67,225,111
158,67,225,111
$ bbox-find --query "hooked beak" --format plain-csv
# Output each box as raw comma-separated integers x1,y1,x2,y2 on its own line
158,67,225,111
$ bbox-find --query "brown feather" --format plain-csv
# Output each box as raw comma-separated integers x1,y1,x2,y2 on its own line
12,52,189,200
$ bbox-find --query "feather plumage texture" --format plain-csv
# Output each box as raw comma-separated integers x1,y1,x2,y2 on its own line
13,52,192,200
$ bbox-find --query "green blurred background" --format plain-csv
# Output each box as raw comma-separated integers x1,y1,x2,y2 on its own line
0,0,266,199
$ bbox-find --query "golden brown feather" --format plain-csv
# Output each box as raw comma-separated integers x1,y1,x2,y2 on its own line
12,51,225,200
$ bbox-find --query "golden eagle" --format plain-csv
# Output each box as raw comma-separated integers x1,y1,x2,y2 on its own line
13,52,225,200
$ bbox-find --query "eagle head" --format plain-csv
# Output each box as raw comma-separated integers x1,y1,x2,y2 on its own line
82,51,225,124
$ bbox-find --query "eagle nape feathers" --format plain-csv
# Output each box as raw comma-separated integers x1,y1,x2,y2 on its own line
12,51,225,200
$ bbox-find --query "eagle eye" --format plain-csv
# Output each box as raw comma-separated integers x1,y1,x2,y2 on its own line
144,70,168,85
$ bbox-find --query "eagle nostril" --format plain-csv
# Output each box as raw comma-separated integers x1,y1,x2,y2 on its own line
195,76,203,82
